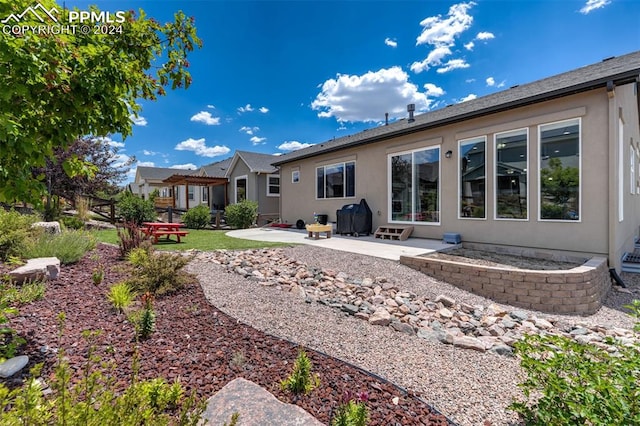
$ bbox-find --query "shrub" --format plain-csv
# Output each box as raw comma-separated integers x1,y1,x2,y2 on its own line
331,391,369,426
117,192,156,226
225,200,258,229
126,250,192,296
129,292,156,340
117,221,151,258
107,282,136,313
0,209,39,260
280,349,320,395
510,333,640,425
60,215,85,230
127,246,151,267
182,205,210,229
23,230,97,264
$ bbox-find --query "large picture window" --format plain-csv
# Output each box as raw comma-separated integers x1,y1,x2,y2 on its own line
316,161,355,199
459,137,486,219
539,119,580,221
390,146,440,223
495,129,528,220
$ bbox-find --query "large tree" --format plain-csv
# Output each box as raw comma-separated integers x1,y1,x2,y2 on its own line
0,0,201,204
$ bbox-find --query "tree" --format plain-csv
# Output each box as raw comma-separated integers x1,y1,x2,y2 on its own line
32,137,133,203
540,158,579,219
0,0,201,205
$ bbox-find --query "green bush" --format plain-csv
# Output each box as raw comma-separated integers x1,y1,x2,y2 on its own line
60,215,85,230
510,333,640,424
107,282,136,313
0,209,39,260
117,192,156,226
280,349,320,395
225,200,258,229
126,250,192,296
23,230,97,264
182,205,210,229
331,396,369,426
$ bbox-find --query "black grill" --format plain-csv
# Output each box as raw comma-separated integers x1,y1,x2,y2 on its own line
336,198,372,237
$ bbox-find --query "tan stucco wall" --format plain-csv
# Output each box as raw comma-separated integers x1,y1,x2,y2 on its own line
280,88,624,258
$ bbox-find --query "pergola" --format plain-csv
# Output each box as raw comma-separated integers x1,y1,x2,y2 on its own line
162,174,228,210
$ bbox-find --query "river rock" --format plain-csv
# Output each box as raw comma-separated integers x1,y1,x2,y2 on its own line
0,355,29,378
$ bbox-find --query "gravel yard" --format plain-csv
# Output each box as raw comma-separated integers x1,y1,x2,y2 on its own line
188,244,640,426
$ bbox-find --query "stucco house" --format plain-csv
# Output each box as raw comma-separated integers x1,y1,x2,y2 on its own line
272,51,640,271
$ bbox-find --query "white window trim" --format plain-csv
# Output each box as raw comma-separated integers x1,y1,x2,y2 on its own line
292,170,300,183
234,175,248,204
187,186,195,201
266,173,280,197
619,118,624,222
387,145,441,226
494,128,529,222
458,136,487,221
537,117,582,223
315,161,356,200
631,145,635,196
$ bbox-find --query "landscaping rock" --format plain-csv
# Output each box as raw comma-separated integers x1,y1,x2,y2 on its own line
368,308,391,326
9,257,60,284
0,355,29,378
434,294,455,307
391,321,415,335
200,378,322,426
31,221,61,234
453,336,486,352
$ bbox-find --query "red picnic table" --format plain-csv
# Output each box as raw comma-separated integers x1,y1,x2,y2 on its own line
142,222,189,243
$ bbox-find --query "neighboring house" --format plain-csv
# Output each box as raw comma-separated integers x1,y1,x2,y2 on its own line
272,51,640,271
131,151,280,218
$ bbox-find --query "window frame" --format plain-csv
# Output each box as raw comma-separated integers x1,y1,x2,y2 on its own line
458,136,487,220
202,186,208,202
494,128,529,221
234,175,248,204
292,170,300,184
266,174,280,197
315,161,356,199
387,145,441,226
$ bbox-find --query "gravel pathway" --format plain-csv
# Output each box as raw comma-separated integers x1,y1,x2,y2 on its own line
187,245,640,426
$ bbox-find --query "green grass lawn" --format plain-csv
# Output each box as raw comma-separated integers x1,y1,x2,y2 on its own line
92,228,293,251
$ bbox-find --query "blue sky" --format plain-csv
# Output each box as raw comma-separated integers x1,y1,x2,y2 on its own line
63,0,639,181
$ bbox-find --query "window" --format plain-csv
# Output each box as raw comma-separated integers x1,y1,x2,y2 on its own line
188,186,194,201
390,146,440,223
202,187,208,202
539,119,580,221
459,137,486,219
292,170,300,183
267,174,280,196
235,176,247,203
495,129,528,220
316,161,355,199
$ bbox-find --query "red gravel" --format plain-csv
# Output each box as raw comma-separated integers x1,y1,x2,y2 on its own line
3,244,452,425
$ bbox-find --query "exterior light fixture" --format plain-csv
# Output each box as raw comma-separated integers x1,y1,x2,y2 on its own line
445,150,453,158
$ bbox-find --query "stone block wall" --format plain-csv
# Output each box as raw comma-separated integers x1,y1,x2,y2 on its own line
399,255,610,315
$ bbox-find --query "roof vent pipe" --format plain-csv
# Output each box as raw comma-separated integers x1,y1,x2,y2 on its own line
407,104,415,123
385,112,389,126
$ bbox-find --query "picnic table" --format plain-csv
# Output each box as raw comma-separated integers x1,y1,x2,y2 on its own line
142,222,189,243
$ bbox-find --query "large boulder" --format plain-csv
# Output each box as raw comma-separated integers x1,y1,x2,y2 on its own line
31,221,61,234
9,257,60,284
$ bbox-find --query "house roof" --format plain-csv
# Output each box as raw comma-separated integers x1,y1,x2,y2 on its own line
200,157,233,178
272,50,640,166
232,151,278,174
135,166,198,182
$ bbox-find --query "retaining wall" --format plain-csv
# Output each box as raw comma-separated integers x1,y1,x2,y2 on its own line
399,255,610,315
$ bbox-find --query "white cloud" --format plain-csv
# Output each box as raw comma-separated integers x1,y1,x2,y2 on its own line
142,150,157,156
278,141,314,151
384,37,398,48
175,138,231,158
436,59,470,73
464,41,474,50
312,66,434,123
237,104,254,113
486,77,495,86
259,106,269,113
416,1,475,47
136,161,155,167
410,46,452,73
423,83,445,97
130,114,147,126
250,136,267,145
190,111,221,126
170,163,197,170
580,0,610,14
476,31,495,40
239,126,259,135
459,93,477,102
96,136,125,148
207,104,215,109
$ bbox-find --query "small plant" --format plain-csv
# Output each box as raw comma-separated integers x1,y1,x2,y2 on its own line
107,282,136,313
23,230,97,264
229,350,247,370
280,349,320,396
133,292,156,340
224,412,240,426
225,200,258,229
331,390,369,426
6,256,24,267
60,215,85,230
182,205,211,229
127,246,151,267
92,265,105,285
0,209,39,260
117,221,151,258
127,250,192,296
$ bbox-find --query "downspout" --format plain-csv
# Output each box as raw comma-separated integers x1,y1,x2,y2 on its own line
607,80,618,271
